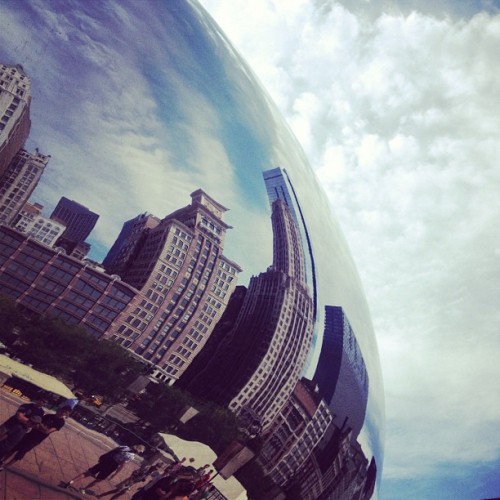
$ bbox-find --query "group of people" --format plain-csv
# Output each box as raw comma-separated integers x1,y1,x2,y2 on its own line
0,398,71,470
0,399,217,499
128,458,215,500
64,450,216,499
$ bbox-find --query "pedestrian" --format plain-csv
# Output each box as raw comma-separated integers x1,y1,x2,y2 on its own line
141,466,196,500
63,444,145,493
0,415,42,464
130,459,187,500
0,406,71,468
96,463,159,499
58,391,83,412
0,398,46,437
194,468,213,490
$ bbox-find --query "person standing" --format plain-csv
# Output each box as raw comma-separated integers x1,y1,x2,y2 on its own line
0,399,46,437
0,406,70,468
0,415,42,465
96,463,159,499
63,444,145,493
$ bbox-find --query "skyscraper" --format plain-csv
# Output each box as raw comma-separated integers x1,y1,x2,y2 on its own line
50,196,99,254
104,189,241,384
0,149,49,225
264,167,318,320
181,199,314,429
102,212,160,276
0,64,31,178
314,306,369,440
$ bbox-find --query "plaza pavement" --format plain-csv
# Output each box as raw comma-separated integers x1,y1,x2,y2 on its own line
0,391,141,499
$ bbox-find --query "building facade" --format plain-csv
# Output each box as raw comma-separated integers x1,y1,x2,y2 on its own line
0,149,49,225
259,378,333,486
102,212,160,276
0,225,139,338
181,199,314,429
263,167,317,317
314,306,369,440
285,423,375,500
103,190,241,384
50,196,99,254
0,64,31,178
13,201,66,247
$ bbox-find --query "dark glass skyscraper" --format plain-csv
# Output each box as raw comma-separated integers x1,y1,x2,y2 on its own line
314,305,369,440
50,196,99,253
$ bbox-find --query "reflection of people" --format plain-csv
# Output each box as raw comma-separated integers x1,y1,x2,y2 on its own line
0,399,46,437
0,415,42,464
63,444,145,492
0,407,70,468
58,391,83,411
96,463,159,499
142,466,196,500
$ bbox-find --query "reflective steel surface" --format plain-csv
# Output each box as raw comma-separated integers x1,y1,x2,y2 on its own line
0,0,384,496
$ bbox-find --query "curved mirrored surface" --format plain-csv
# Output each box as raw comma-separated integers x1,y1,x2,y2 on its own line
0,0,384,497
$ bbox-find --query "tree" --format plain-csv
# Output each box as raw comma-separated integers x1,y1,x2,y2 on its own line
0,295,143,402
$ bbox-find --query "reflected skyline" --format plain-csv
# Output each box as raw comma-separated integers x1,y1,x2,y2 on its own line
0,0,384,496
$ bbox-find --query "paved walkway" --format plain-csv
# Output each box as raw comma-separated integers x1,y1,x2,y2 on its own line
0,392,141,499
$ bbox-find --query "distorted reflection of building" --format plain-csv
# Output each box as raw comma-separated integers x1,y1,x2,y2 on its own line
102,212,161,277
284,422,376,500
180,198,314,429
314,305,369,440
258,378,333,486
12,201,66,247
0,64,31,178
0,225,137,337
264,167,317,316
0,149,49,224
103,189,241,384
50,196,99,258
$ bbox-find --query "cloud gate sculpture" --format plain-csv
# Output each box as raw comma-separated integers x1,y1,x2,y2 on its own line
0,0,384,498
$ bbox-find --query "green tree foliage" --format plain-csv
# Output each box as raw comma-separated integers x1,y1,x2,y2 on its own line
0,295,142,402
180,401,240,453
130,382,240,453
131,381,194,429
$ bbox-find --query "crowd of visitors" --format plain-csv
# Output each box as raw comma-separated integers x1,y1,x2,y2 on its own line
0,399,218,499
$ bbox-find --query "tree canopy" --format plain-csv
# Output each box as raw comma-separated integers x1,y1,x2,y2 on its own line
0,295,142,401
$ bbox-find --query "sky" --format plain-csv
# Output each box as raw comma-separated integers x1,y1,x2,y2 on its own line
198,0,500,498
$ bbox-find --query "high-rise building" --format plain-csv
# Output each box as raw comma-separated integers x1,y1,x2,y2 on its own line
0,149,49,225
102,212,160,276
264,168,300,224
0,64,31,178
13,201,66,247
314,306,369,440
50,196,99,254
181,199,314,429
264,167,317,321
104,189,241,384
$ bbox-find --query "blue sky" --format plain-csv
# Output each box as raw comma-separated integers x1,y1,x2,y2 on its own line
200,0,500,498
